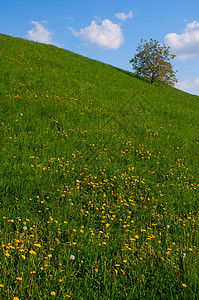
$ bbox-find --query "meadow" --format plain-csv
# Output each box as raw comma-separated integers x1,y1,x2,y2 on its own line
0,33,199,299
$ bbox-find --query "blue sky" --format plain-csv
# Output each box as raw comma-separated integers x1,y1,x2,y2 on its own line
1,0,199,95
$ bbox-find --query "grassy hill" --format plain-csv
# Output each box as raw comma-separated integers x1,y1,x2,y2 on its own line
0,34,198,299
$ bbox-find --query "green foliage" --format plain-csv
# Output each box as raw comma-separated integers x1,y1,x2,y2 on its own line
0,34,199,299
130,39,178,86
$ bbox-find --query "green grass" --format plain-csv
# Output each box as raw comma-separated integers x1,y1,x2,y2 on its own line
0,33,199,299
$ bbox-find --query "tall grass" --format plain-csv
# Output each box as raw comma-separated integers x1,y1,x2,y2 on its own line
0,34,199,299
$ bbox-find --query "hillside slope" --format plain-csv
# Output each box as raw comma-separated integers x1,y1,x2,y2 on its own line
0,34,199,299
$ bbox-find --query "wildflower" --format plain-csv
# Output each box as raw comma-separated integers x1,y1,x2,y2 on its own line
182,283,187,288
29,250,36,255
0,284,4,288
51,291,56,296
23,226,27,231
183,253,186,258
166,225,170,229
16,277,22,281
70,255,75,260
13,297,20,300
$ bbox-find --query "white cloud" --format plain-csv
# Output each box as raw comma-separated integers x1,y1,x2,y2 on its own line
194,78,199,85
70,19,124,50
115,10,133,21
165,21,199,60
176,79,193,92
176,78,199,95
27,21,53,44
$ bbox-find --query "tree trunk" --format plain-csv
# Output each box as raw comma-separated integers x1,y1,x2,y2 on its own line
151,73,155,84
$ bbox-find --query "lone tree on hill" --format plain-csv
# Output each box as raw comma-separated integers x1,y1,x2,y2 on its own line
130,39,178,86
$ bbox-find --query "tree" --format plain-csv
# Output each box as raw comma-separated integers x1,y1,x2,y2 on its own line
130,39,178,86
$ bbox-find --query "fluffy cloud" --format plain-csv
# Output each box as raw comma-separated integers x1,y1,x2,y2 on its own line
115,10,133,21
176,78,199,95
27,21,53,44
70,19,124,50
165,21,199,60
27,21,63,47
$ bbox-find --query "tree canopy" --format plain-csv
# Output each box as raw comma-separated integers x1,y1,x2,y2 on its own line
130,39,178,86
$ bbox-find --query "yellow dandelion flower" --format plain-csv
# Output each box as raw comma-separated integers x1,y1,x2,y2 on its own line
34,243,41,248
182,283,187,288
0,284,4,288
29,250,36,255
51,291,56,296
16,277,22,281
13,297,20,300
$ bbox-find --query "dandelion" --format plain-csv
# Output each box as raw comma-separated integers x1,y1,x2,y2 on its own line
70,255,75,260
16,276,22,281
51,291,56,296
29,250,36,255
13,297,20,300
182,283,187,288
0,284,4,288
